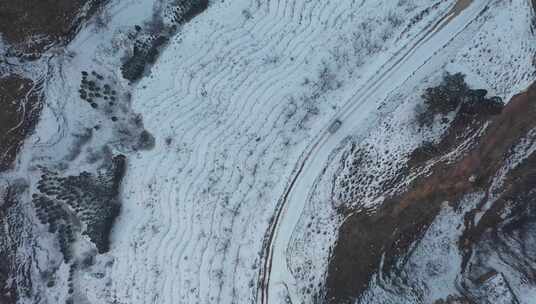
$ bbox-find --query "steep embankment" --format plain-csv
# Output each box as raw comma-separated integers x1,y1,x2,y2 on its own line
327,80,536,303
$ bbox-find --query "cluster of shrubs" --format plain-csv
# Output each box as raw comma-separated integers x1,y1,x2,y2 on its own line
33,194,68,232
79,71,118,115
170,0,209,24
121,34,169,82
33,194,75,261
120,0,208,82
417,73,504,126
64,261,76,298
33,154,127,262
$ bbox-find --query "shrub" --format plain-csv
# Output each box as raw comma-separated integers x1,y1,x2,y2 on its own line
417,73,503,126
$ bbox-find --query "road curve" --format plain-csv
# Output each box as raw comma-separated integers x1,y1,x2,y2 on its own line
258,1,490,303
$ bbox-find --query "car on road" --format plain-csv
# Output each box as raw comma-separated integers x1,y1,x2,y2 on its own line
328,119,342,133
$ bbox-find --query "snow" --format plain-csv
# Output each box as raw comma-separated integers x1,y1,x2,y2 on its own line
4,0,535,303
358,195,481,304
264,1,499,302
446,0,536,102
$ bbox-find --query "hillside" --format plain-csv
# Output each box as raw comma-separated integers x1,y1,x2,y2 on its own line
1,1,535,303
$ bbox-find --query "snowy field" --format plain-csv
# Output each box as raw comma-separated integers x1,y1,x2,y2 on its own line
6,0,535,303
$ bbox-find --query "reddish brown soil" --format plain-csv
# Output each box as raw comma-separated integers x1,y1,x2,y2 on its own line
459,86,536,266
0,75,42,171
325,83,536,303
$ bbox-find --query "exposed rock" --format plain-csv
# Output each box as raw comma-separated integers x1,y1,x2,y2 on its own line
0,0,106,56
0,182,31,304
0,75,42,171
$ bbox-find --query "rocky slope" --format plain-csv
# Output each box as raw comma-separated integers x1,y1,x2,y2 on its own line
326,76,536,303
0,0,106,57
0,76,42,171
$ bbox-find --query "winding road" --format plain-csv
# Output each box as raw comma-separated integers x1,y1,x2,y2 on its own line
258,0,490,303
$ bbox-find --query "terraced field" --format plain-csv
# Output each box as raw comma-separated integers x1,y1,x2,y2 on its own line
108,1,461,303
105,0,534,303
2,0,535,303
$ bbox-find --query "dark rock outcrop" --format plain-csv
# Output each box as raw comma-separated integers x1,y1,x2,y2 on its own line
0,0,106,56
0,182,32,304
0,75,42,172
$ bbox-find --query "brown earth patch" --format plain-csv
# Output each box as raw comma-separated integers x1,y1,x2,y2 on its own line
0,0,105,56
459,88,536,271
0,75,42,172
325,82,536,303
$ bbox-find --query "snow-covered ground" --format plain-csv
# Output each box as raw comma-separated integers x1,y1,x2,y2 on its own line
107,1,465,303
262,0,536,303
4,0,535,303
359,194,483,304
